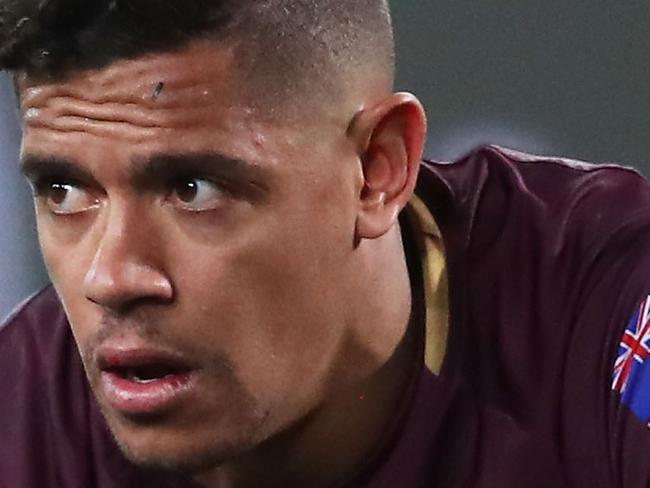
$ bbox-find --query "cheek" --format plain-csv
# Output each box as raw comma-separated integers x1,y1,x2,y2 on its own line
36,214,100,345
175,250,339,359
35,202,98,274
169,214,353,399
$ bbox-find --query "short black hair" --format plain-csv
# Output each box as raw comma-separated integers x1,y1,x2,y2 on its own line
0,0,394,109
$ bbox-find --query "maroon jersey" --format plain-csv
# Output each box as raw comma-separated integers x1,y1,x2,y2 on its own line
2,145,650,487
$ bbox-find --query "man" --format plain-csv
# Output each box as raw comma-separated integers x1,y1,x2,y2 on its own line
0,1,648,486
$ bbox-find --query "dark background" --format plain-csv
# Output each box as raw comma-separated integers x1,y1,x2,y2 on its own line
394,0,649,167
1,1,649,319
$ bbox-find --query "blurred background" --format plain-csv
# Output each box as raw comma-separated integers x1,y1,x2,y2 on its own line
1,1,649,321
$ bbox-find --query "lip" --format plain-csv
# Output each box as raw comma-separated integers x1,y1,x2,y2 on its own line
96,344,200,416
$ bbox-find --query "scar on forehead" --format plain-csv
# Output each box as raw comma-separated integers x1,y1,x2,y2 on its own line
152,82,165,101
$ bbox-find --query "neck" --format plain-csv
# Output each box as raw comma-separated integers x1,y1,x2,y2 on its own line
194,225,418,488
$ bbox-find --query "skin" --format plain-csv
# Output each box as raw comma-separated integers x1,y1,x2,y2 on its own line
18,40,427,487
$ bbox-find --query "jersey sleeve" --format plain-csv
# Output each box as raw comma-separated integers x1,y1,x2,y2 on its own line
609,287,650,486
551,167,650,487
575,201,650,487
611,295,650,424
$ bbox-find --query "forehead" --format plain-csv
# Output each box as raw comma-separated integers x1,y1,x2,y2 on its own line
20,41,240,111
17,40,349,185
18,42,290,173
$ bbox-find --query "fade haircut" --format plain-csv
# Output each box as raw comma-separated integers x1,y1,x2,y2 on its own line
0,0,395,110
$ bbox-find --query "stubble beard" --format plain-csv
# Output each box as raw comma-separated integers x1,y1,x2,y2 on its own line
78,315,271,475
98,393,272,477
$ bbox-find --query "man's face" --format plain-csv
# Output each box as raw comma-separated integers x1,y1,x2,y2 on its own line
19,42,365,470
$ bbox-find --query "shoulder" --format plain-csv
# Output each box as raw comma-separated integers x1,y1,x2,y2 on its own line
486,145,650,222
418,145,650,255
0,285,80,418
0,286,91,485
0,285,71,367
421,144,650,201
417,146,650,482
0,286,75,374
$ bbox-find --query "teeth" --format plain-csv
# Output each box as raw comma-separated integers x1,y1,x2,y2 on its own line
112,365,185,383
136,378,158,384
130,375,157,384
124,369,159,383
121,368,180,383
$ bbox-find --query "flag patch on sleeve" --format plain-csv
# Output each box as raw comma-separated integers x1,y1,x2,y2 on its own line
612,295,650,426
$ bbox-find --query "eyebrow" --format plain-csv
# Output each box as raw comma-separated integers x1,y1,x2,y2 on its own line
21,155,94,184
20,152,272,200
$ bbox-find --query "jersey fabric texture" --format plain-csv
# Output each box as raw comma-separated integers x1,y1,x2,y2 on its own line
1,145,650,487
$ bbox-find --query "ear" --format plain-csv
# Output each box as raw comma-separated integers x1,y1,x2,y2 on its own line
349,92,427,240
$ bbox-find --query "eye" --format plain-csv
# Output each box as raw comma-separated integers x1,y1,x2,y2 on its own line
169,178,225,212
38,182,100,216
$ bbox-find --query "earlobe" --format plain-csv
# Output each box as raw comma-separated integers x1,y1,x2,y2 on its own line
351,93,427,240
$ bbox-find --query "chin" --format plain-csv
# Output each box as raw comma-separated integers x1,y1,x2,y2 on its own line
110,423,254,474
88,365,272,474
100,403,266,475
118,437,241,474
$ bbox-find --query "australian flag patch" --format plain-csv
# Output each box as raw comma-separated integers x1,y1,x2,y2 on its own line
612,294,650,428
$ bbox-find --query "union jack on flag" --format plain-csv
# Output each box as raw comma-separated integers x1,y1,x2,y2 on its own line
612,294,650,426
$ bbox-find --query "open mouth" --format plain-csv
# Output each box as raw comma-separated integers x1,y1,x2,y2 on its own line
97,346,197,379
97,347,199,415
105,363,193,384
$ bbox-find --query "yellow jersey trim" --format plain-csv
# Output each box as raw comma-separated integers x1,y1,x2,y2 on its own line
405,195,449,375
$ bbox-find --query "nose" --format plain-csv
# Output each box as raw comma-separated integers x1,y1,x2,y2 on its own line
83,204,173,313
